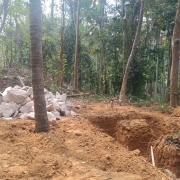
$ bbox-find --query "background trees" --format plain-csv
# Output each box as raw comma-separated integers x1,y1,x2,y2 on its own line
0,0,179,106
170,0,180,107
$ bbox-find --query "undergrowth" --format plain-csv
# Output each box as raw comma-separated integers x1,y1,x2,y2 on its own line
126,95,170,112
73,94,171,112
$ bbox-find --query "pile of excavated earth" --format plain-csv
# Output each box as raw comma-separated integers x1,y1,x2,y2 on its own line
0,74,180,179
0,85,76,120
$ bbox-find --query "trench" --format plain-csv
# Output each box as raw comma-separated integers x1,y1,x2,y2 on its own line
88,111,180,178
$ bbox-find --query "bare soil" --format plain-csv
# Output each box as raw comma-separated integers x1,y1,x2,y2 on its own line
0,100,180,180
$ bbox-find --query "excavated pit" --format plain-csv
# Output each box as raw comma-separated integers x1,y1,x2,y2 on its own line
154,136,180,178
88,110,180,178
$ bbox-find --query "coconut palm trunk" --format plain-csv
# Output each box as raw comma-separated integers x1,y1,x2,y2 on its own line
29,0,50,132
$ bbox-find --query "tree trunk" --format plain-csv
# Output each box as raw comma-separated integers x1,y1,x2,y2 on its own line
170,0,180,107
119,0,145,105
165,37,172,102
29,0,50,132
60,0,65,94
162,54,166,101
100,0,106,93
154,57,159,100
0,0,9,33
121,0,126,75
73,0,80,91
51,0,54,25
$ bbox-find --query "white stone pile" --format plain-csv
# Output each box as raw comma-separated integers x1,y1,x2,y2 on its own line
0,85,76,121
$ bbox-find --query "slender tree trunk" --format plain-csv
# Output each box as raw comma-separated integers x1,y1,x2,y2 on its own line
119,0,145,104
146,54,150,95
60,0,65,94
0,0,9,33
73,0,80,91
51,0,54,25
162,54,166,101
121,0,126,75
165,37,172,102
10,13,12,66
100,0,106,93
154,57,159,100
2,41,5,68
29,0,50,132
170,0,180,107
21,47,24,77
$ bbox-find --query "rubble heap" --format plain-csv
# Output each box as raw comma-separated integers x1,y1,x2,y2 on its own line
0,85,76,121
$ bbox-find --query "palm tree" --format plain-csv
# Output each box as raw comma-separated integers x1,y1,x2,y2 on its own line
29,0,50,132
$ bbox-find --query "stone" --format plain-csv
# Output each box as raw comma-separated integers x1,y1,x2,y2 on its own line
24,97,32,103
51,110,60,120
56,92,67,102
55,91,60,98
52,101,61,112
44,92,52,101
3,117,12,120
27,112,35,120
7,89,28,104
13,85,21,89
58,101,66,106
66,101,72,109
0,96,2,105
75,105,81,109
60,105,70,116
0,102,20,118
19,113,28,119
46,97,53,103
71,111,76,116
44,88,48,93
49,92,54,98
46,104,54,112
21,86,30,91
47,112,56,121
27,87,33,96
20,101,34,113
12,110,19,117
30,94,33,99
132,149,140,156
2,87,12,96
81,104,87,108
19,97,32,106
2,87,12,102
1,85,74,119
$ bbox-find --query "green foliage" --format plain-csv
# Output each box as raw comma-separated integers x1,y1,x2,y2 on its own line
50,84,60,94
64,23,76,82
83,94,116,103
0,0,177,103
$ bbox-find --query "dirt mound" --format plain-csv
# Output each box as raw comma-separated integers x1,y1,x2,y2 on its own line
153,136,180,178
0,77,31,92
0,101,179,179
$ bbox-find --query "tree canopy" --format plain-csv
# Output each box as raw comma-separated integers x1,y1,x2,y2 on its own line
0,0,179,105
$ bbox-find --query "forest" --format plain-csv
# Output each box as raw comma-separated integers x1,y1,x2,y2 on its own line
0,0,179,106
0,1,180,179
